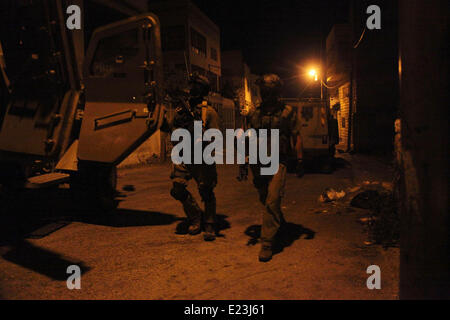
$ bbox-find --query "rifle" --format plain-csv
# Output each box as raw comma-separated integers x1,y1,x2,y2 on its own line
164,51,195,120
165,89,195,123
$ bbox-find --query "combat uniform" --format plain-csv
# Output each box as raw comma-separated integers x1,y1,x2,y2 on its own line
241,74,300,261
247,101,297,253
161,83,219,241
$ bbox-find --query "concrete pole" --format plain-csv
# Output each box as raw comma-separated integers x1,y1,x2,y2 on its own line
398,0,449,299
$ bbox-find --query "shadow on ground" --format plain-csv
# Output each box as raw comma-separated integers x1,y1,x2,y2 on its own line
2,240,90,281
0,190,179,281
287,155,351,176
77,208,180,228
245,222,316,256
0,187,180,245
333,157,352,170
175,214,230,237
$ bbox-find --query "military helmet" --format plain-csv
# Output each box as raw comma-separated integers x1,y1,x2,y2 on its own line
257,74,283,89
257,73,283,99
188,72,210,98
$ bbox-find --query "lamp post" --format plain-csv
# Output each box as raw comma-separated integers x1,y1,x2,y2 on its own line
308,68,323,100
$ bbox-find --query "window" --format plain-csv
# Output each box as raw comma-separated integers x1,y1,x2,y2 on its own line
190,28,206,56
161,26,185,51
90,28,140,77
341,117,346,128
210,47,218,61
207,70,218,92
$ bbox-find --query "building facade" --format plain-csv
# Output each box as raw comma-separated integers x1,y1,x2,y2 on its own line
326,0,398,154
148,0,221,93
125,0,233,162
222,50,260,129
326,24,352,152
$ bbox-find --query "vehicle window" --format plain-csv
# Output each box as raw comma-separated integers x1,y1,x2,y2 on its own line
90,28,140,77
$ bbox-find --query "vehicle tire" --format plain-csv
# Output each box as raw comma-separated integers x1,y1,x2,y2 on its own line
71,163,118,214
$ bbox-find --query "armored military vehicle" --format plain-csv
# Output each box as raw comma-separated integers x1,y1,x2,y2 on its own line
283,98,338,173
0,0,165,210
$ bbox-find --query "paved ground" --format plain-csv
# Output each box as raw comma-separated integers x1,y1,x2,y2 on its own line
0,155,399,299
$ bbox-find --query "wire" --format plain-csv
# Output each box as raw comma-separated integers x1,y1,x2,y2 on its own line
321,80,343,89
353,26,366,49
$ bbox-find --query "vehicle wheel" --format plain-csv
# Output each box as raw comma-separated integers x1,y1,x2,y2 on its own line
71,163,118,214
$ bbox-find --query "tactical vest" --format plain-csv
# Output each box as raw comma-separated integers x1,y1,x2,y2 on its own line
173,101,208,131
171,101,212,164
248,103,294,164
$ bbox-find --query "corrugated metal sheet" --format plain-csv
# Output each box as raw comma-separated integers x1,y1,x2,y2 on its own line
337,82,350,151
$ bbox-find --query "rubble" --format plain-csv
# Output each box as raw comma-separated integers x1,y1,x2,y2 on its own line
350,188,399,248
318,188,346,202
317,180,399,248
348,186,361,193
350,190,382,209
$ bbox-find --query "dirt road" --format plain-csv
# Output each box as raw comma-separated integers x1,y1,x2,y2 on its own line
0,155,399,299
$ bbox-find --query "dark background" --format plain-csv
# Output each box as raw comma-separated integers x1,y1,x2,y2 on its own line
192,0,350,96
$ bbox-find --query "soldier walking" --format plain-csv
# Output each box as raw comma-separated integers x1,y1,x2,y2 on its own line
161,73,219,241
240,74,303,261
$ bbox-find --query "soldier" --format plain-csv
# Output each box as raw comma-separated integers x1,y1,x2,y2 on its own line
240,74,303,262
161,73,219,241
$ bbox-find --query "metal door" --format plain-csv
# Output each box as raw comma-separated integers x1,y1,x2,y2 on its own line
78,14,164,165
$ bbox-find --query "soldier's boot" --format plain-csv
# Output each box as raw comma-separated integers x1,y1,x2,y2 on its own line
203,223,215,241
202,192,216,241
181,194,202,235
258,241,273,262
188,219,202,235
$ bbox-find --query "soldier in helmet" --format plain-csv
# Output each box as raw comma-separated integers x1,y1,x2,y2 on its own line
240,74,303,262
160,73,219,241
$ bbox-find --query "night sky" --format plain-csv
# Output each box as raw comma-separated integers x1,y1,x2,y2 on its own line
192,0,350,96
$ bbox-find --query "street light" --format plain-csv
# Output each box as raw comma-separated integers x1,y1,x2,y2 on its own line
307,67,323,99
308,69,318,82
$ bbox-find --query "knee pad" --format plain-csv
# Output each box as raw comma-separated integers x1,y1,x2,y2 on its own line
170,183,188,201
